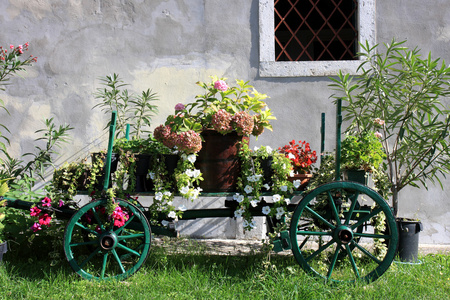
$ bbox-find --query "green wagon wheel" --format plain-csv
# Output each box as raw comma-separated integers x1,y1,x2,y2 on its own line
64,199,151,280
290,181,398,283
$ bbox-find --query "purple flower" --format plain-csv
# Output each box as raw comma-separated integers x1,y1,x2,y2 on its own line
175,103,185,111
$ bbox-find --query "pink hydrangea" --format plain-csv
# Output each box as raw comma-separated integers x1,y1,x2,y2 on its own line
232,111,254,136
175,130,202,154
154,124,178,149
211,109,233,134
214,80,228,92
175,103,185,111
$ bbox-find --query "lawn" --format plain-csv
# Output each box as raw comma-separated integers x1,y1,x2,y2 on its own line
0,239,449,300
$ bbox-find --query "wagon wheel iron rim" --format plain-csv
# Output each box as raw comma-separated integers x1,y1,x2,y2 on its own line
290,181,398,283
64,199,151,280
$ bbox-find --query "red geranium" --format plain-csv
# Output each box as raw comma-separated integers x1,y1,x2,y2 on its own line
278,140,317,174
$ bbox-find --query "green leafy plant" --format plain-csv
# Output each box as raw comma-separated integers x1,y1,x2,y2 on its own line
330,39,450,217
94,73,159,139
341,131,386,172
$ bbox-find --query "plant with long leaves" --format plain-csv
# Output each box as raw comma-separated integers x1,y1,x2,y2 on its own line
94,74,159,139
330,39,450,217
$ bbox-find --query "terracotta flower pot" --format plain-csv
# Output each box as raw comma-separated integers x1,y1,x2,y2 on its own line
287,173,313,191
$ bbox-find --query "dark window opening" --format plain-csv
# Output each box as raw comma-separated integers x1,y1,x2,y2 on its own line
275,0,358,61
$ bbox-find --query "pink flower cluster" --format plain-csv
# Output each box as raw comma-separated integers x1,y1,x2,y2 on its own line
211,109,233,134
232,111,254,136
175,102,185,111
1,42,37,62
154,125,202,153
111,206,129,227
214,80,228,92
29,197,53,232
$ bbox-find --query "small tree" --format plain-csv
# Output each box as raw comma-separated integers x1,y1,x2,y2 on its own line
330,39,450,217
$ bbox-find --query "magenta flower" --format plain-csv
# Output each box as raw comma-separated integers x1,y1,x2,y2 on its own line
30,222,42,232
38,213,52,226
42,197,52,207
175,103,185,111
59,199,64,207
30,206,41,217
214,80,228,92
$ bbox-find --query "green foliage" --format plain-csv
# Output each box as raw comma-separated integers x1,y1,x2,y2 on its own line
330,39,450,216
94,73,159,139
341,131,386,171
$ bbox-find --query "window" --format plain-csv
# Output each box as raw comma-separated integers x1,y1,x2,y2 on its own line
259,0,375,77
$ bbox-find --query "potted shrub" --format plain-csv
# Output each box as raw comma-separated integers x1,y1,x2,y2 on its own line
52,159,91,196
154,76,276,192
340,131,386,185
330,39,450,261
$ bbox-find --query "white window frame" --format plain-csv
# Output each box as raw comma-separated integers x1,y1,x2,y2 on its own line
259,0,376,77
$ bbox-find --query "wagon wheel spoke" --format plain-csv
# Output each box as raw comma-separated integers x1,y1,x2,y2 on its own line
91,207,106,231
305,239,336,262
352,241,382,264
101,252,109,279
344,191,360,225
79,246,102,269
116,242,141,257
326,190,341,224
304,206,336,230
327,246,341,280
112,249,126,274
75,222,99,236
114,214,135,235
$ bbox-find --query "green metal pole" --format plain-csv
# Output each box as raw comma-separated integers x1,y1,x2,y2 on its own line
103,111,117,191
125,124,130,141
335,99,342,181
320,112,325,166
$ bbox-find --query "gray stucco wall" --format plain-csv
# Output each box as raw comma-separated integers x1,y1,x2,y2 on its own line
1,0,449,244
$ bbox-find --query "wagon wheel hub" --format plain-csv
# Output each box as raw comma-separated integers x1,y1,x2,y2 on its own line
99,232,118,251
335,225,354,245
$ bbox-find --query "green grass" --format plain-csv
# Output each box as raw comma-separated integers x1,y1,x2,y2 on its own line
0,241,449,300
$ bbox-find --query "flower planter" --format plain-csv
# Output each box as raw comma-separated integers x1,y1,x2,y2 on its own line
195,130,249,192
287,173,313,191
0,241,7,263
134,154,154,192
343,169,368,185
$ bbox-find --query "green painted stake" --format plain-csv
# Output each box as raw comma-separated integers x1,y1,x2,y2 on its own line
320,112,325,166
335,99,342,181
126,124,130,141
103,111,117,191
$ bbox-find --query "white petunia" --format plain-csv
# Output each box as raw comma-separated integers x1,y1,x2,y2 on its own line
185,169,194,177
293,179,301,189
168,211,176,219
289,170,295,176
154,192,163,201
284,198,291,205
234,208,245,218
243,219,256,229
244,185,253,194
263,183,271,191
192,169,201,178
273,194,281,202
253,146,259,151
276,207,285,214
161,220,169,226
148,172,155,180
187,154,196,163
163,191,172,197
266,146,273,153
262,206,271,215
178,205,187,211
250,200,258,207
280,185,288,192
180,186,190,195
288,153,295,160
